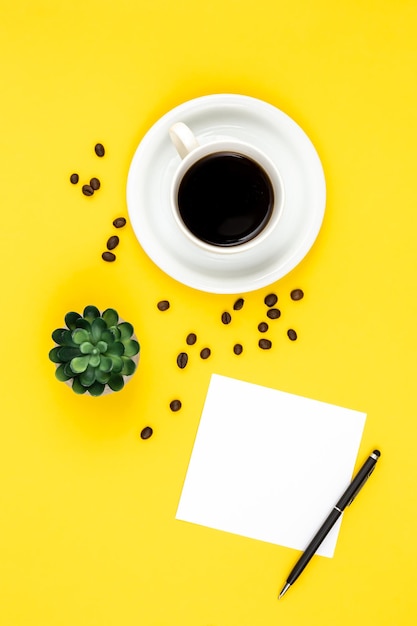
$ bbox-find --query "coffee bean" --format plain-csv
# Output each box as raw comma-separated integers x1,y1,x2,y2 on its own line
233,298,245,310
102,251,116,262
258,322,269,333
157,300,170,311
221,311,232,324
140,426,153,440
113,217,126,228
107,235,119,250
70,173,79,184
287,329,298,341
186,333,197,345
95,143,105,157
82,184,94,196
200,347,211,360
90,177,101,190
170,399,182,412
233,343,243,355
177,352,188,369
264,293,278,307
290,288,304,301
259,338,272,350
267,308,281,320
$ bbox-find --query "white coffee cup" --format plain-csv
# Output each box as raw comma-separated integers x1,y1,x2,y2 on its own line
169,122,284,254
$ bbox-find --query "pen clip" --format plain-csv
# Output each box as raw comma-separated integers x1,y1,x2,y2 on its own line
347,465,376,505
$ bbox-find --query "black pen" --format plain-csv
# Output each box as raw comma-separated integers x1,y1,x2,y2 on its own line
278,449,381,599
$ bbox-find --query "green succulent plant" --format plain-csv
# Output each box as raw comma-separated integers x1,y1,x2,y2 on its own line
49,306,139,396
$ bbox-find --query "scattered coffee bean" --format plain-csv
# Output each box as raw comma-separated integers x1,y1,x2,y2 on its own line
113,217,126,228
95,143,105,157
267,308,281,320
200,347,211,360
106,235,119,250
233,343,243,355
157,300,170,311
264,293,278,307
233,298,245,310
90,177,101,190
258,322,269,333
259,338,272,350
140,426,153,440
170,399,182,412
70,173,79,184
221,311,232,324
177,352,188,369
186,332,197,345
102,251,116,262
290,288,304,301
287,329,298,341
82,184,94,196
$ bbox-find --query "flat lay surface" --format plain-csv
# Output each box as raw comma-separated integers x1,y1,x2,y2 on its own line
1,1,417,625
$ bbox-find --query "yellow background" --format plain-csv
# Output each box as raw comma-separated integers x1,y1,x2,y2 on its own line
1,1,416,624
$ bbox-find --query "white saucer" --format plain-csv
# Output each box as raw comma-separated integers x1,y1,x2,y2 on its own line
126,94,326,294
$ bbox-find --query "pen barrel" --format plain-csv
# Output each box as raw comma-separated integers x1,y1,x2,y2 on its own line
335,456,378,509
282,451,380,594
287,508,341,585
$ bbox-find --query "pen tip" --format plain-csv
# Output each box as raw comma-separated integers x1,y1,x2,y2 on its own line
373,449,381,457
278,583,290,599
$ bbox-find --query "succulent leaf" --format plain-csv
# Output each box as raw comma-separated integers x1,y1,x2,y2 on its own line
79,365,96,387
72,328,91,345
95,369,111,384
88,381,106,396
72,378,87,394
108,374,125,392
106,341,124,357
64,311,82,330
57,346,82,362
52,328,67,344
83,305,100,322
89,353,101,368
102,308,119,328
75,318,92,331
109,355,123,373
55,363,73,382
121,356,136,376
109,326,121,341
80,341,94,354
96,340,108,353
52,328,76,346
99,356,113,373
101,329,116,345
49,346,62,363
91,317,107,343
118,322,134,341
70,355,90,373
63,329,78,346
64,362,74,377
123,339,140,357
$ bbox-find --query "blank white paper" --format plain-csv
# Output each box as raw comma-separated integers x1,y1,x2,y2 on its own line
176,374,366,557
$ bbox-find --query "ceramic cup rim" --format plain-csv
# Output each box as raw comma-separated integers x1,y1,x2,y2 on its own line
170,139,285,255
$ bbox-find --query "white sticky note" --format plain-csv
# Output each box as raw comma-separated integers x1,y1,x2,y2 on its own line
176,374,366,557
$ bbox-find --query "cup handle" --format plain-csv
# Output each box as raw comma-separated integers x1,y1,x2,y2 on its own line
169,122,199,159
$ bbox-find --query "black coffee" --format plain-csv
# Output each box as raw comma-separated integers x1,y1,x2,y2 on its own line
177,152,274,247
